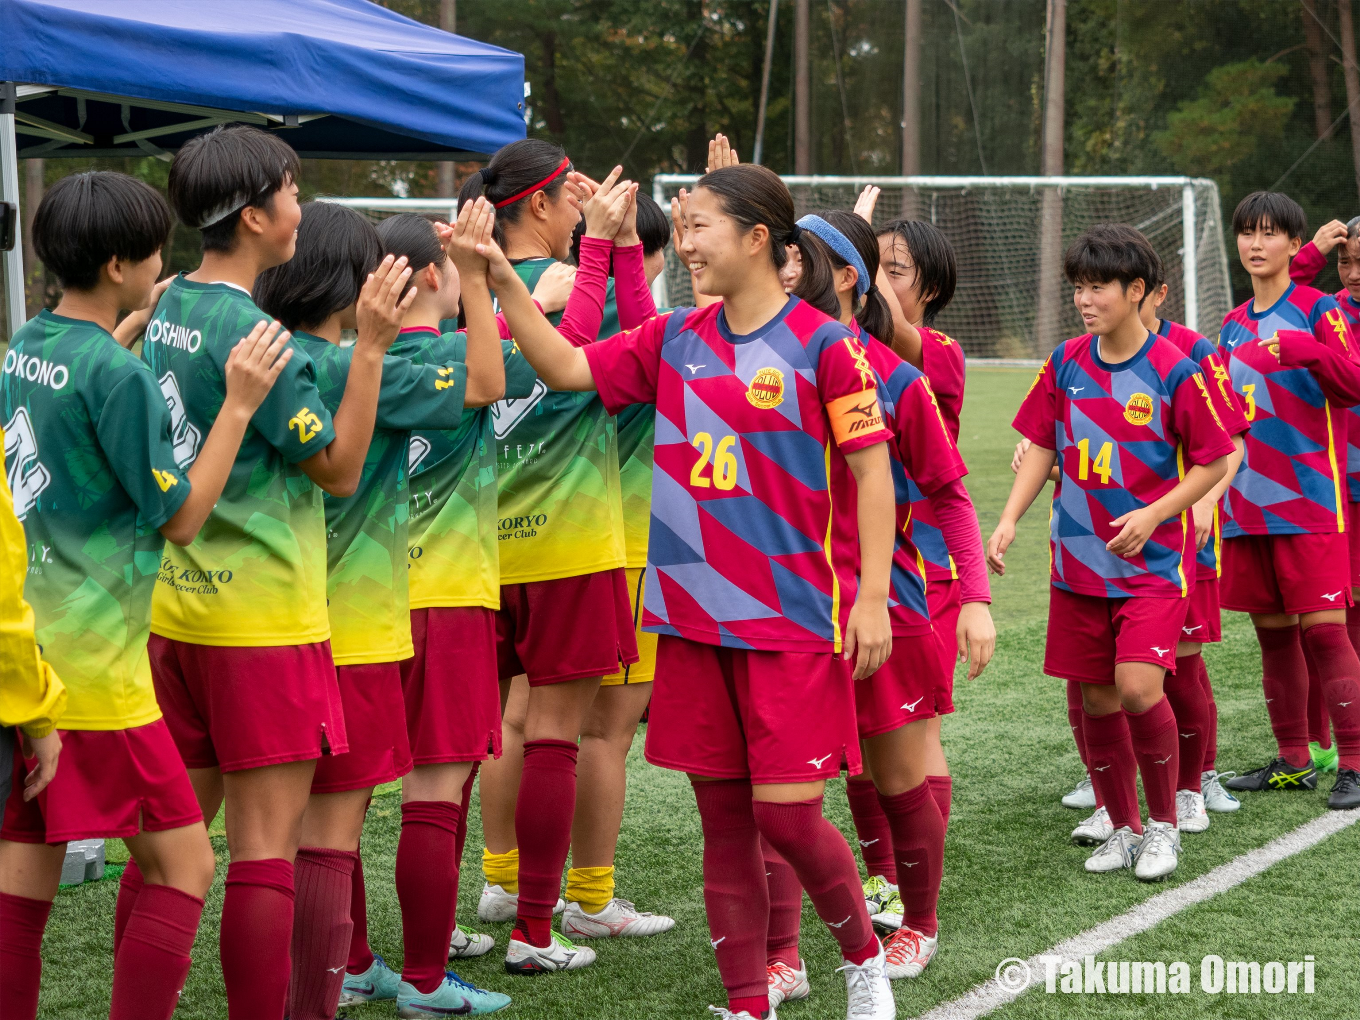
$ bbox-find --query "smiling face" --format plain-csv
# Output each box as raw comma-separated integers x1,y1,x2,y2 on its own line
1338,237,1360,302
1236,217,1300,282
1073,276,1144,337
244,178,302,269
680,185,772,299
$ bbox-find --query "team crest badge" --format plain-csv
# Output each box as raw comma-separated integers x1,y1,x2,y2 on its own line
746,367,785,409
1123,392,1155,426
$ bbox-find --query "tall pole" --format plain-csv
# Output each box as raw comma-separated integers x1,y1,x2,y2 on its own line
2,83,26,341
794,0,810,174
899,0,922,217
753,0,779,165
23,158,41,316
437,0,458,198
1340,0,1360,207
1035,0,1066,353
1302,0,1334,140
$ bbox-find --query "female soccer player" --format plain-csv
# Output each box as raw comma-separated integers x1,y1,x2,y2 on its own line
0,170,290,1020
141,124,411,1020
763,210,994,1001
254,201,509,1018
463,164,901,1020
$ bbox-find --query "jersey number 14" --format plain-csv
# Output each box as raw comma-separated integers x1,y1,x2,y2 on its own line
1076,438,1114,484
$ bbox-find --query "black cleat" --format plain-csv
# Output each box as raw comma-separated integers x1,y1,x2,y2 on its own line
1327,769,1360,810
1223,757,1317,792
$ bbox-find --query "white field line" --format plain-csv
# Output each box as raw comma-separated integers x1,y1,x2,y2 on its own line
918,808,1360,1020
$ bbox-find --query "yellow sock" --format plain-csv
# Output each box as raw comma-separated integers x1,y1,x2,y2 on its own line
482,847,519,894
565,866,615,915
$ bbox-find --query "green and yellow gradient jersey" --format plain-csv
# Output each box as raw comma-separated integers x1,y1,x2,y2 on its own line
398,331,536,610
2,311,189,729
302,332,468,665
491,258,626,583
142,277,337,647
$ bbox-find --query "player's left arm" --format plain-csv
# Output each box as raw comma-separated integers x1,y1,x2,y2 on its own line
1278,310,1360,406
843,441,894,681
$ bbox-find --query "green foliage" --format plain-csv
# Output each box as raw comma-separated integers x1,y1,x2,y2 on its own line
1155,59,1296,177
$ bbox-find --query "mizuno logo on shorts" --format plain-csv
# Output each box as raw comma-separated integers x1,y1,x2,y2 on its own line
807,754,832,768
902,697,924,712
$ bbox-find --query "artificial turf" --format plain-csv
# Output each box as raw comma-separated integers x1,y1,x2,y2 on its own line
38,367,1360,1019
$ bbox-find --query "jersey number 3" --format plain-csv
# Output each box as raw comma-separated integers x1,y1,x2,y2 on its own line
691,432,738,491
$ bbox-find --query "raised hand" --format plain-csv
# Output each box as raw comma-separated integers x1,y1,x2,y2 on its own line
355,253,416,354
706,133,740,173
584,165,636,240
439,196,498,276
223,319,293,413
670,189,690,260
854,185,881,224
1313,219,1350,256
532,261,577,314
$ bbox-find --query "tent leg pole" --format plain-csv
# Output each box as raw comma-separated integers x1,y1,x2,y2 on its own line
2,83,27,340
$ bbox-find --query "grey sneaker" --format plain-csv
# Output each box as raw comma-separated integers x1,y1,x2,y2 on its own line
1085,826,1142,874
1176,789,1210,833
1133,820,1181,881
1201,770,1241,812
1071,805,1113,846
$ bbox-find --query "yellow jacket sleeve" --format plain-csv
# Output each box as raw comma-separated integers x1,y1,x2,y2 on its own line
0,427,65,737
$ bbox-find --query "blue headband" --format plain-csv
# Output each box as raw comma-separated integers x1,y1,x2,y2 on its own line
795,214,871,298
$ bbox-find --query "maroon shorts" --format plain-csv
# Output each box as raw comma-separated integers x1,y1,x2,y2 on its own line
311,663,413,794
1181,575,1223,644
854,632,950,738
496,569,639,686
1,720,201,844
1350,503,1360,587
927,578,961,712
1044,586,1189,685
645,635,861,783
1221,532,1354,615
150,636,346,772
402,607,502,764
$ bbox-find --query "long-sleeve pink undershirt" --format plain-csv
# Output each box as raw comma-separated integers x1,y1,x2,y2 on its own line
926,475,991,605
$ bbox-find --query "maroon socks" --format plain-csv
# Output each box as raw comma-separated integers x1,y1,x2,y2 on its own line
1125,697,1179,825
1302,623,1360,772
751,797,878,966
877,780,944,937
1081,708,1141,833
1198,655,1219,771
927,774,953,829
761,835,803,970
289,847,357,1020
1167,656,1211,791
1348,604,1360,658
110,883,205,1020
513,739,578,948
844,776,894,879
1303,638,1333,750
692,779,769,1017
347,848,375,975
0,891,51,1020
1067,679,1089,769
1256,624,1312,768
397,800,463,993
221,858,294,1020
114,858,145,956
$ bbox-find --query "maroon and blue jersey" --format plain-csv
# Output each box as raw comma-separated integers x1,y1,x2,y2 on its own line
913,325,966,583
1219,284,1360,536
1157,318,1250,579
1289,242,1360,502
860,330,966,636
1014,333,1236,599
584,297,893,653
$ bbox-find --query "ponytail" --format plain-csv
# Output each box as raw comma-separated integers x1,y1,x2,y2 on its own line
375,213,446,273
821,210,895,346
458,139,572,247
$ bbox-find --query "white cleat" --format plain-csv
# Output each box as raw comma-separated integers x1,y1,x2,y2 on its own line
882,925,938,980
767,958,810,1009
709,1005,775,1020
1201,770,1241,813
1134,820,1180,882
1175,789,1210,833
477,882,565,923
449,923,496,958
560,898,676,938
1085,826,1142,874
838,944,896,1019
503,930,596,975
1070,805,1113,846
1062,775,1097,810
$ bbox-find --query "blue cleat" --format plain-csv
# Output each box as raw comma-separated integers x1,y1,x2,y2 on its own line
397,971,512,1016
337,953,401,1005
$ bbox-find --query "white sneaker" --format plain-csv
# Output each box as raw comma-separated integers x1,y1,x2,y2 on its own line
1201,770,1241,813
1070,805,1113,846
882,924,938,979
869,890,903,932
448,923,496,958
709,1005,775,1020
1134,820,1180,881
1062,775,1097,809
767,958,810,1008
477,882,566,923
560,898,676,938
838,945,896,1019
1084,826,1142,873
503,930,596,975
1175,789,1210,833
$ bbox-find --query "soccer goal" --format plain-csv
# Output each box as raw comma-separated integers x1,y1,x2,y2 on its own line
651,175,1232,361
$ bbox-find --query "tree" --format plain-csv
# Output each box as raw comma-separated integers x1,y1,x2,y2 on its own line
1155,59,1295,177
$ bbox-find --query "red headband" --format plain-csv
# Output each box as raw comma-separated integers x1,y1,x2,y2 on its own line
493,157,571,209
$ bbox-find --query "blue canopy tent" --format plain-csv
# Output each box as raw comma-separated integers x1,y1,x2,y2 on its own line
1,0,527,337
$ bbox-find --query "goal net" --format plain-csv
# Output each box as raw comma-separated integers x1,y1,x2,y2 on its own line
651,176,1232,361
